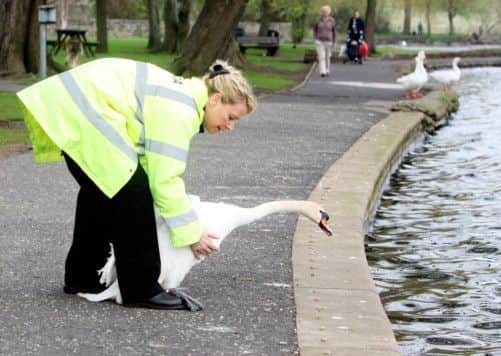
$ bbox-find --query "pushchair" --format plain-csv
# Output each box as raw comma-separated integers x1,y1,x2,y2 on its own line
344,39,362,64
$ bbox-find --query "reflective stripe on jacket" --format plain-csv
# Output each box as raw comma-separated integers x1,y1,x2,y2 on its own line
17,58,207,247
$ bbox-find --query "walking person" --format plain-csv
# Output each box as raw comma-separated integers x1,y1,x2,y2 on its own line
346,10,365,64
314,5,336,77
17,58,256,310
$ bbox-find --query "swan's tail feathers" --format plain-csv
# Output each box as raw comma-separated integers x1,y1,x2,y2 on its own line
98,244,117,287
78,281,122,304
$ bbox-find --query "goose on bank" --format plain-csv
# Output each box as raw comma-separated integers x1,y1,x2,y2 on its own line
397,50,428,99
78,196,333,308
429,57,461,91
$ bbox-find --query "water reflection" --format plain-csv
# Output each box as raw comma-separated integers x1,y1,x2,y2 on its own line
367,68,501,355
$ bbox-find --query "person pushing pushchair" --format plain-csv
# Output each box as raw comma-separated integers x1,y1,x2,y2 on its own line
345,10,365,64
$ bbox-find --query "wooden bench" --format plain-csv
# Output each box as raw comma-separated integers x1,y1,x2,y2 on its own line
84,41,99,57
236,35,279,56
46,39,58,55
46,38,99,57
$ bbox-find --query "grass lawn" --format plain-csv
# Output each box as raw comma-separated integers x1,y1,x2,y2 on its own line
0,126,29,145
0,38,313,150
0,92,22,121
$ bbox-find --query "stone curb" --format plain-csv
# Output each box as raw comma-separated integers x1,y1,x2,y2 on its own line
293,90,458,355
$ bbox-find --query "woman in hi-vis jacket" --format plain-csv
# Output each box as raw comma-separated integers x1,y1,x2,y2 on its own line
17,58,256,310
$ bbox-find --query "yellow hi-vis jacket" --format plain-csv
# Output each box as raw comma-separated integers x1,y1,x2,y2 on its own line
17,58,208,248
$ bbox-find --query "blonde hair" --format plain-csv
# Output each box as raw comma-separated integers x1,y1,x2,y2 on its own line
321,5,331,16
202,60,256,115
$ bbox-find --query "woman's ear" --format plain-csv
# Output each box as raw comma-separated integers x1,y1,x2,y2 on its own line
208,92,222,106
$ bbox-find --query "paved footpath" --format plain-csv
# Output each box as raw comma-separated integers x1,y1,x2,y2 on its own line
0,60,404,355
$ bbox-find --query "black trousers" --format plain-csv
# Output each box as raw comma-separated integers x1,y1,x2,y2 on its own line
63,153,163,303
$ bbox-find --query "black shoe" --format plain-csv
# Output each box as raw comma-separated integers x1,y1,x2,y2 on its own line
64,285,105,294
124,291,186,310
320,73,326,78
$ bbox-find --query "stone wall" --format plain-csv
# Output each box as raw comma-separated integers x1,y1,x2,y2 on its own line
46,18,292,43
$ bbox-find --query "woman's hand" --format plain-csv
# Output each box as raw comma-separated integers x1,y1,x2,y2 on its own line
190,232,220,259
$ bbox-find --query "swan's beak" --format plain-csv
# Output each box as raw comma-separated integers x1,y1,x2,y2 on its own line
319,210,333,236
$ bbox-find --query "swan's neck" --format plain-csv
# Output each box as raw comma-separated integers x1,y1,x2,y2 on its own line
452,61,460,71
416,58,426,74
237,201,316,228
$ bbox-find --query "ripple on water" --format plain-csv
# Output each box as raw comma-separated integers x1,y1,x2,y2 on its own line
367,68,501,355
472,321,501,330
426,337,475,346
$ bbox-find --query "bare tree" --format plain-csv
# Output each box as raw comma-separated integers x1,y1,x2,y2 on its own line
172,0,248,76
424,0,431,36
258,0,273,36
0,0,40,74
96,0,108,52
162,0,194,54
403,0,412,34
57,0,70,28
445,0,459,35
146,0,161,49
365,0,376,54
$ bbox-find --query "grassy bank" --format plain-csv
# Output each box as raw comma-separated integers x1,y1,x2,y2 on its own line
0,38,312,149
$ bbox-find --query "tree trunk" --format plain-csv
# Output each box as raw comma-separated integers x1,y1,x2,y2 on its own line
172,0,248,76
403,0,411,34
258,0,272,36
57,0,69,29
146,0,161,49
425,0,431,37
96,0,108,52
162,0,178,53
177,0,193,47
447,0,456,35
448,11,454,35
0,0,40,74
25,0,40,73
162,0,193,54
365,0,376,54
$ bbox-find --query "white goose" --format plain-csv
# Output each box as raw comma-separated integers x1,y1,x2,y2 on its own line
397,50,428,99
78,196,333,305
429,57,461,91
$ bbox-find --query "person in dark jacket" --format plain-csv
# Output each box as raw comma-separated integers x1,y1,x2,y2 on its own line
346,10,365,64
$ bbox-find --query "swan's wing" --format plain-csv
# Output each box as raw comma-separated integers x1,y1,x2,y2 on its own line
98,244,116,287
188,194,201,205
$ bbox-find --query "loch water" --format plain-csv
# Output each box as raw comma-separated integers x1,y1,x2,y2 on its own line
367,67,501,355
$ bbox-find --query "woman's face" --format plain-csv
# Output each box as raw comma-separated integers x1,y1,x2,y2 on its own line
203,93,249,134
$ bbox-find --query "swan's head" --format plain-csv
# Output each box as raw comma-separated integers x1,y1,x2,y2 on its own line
453,57,461,65
318,209,333,236
300,202,333,236
417,50,426,60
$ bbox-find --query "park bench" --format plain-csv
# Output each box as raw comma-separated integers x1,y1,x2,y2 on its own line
84,41,99,57
47,39,99,57
46,39,57,55
236,34,279,57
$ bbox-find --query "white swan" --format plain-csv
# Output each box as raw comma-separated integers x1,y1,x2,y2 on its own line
78,196,333,305
429,57,461,91
397,50,428,99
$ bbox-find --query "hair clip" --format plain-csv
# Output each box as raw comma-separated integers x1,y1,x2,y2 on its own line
209,64,230,79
